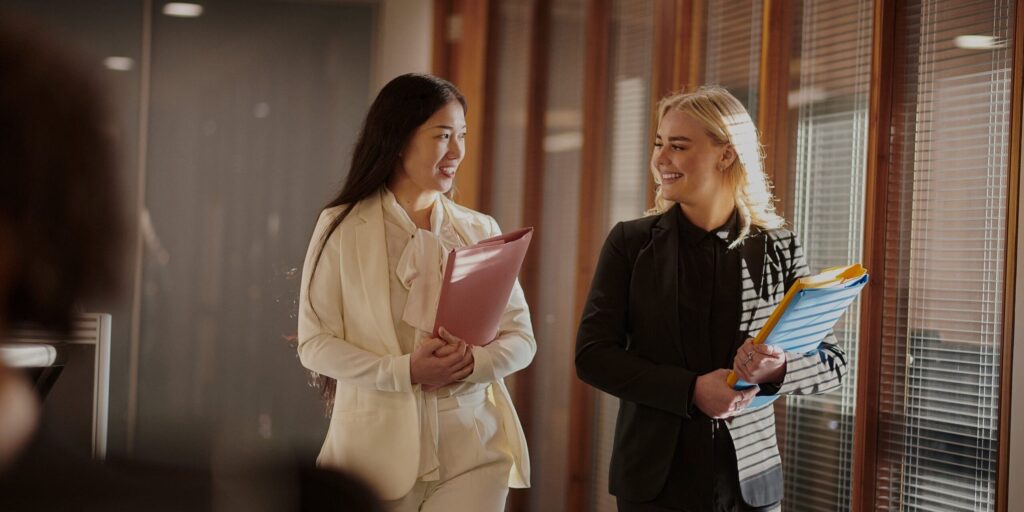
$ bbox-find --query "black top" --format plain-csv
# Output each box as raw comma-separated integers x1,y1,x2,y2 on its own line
676,206,743,375
653,207,744,509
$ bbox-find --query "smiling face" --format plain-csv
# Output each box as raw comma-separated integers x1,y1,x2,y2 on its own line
651,109,736,210
390,100,466,199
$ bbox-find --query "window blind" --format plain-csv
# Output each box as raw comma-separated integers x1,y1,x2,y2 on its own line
783,1,874,511
605,0,655,231
703,0,763,120
876,0,1015,510
589,1,655,510
488,0,532,236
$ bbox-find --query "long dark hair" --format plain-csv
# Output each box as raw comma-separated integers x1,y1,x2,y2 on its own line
309,73,467,412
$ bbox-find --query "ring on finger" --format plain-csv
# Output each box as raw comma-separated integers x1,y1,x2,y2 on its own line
746,350,755,362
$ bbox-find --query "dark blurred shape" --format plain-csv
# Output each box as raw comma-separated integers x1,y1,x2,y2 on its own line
2,424,384,511
0,12,124,334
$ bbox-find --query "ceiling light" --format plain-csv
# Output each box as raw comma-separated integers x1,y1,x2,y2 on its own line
954,35,1003,50
163,3,203,18
103,56,134,71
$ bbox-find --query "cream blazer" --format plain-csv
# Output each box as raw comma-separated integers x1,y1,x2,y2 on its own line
296,190,536,500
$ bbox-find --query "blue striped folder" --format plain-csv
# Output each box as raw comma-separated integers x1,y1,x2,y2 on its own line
730,264,869,409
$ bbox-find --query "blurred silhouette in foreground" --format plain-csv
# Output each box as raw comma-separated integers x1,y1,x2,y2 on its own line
0,11,381,511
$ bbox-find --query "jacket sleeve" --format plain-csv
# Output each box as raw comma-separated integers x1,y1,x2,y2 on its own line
296,210,413,393
773,233,848,397
574,222,698,417
463,216,537,383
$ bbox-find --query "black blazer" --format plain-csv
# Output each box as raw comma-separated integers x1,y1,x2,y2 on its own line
575,206,847,506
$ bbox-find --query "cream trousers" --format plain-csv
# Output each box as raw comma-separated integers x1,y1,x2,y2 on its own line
384,389,513,512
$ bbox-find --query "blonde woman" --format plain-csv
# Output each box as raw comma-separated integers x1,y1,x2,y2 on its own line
575,86,847,511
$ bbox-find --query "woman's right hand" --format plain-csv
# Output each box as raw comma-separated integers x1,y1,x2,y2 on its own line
693,369,759,419
410,336,474,389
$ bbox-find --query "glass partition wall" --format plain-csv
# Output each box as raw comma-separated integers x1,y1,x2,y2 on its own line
1,0,376,465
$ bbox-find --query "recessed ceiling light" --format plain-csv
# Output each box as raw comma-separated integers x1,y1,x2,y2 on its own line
163,3,203,18
103,56,134,71
954,35,1003,50
788,86,829,108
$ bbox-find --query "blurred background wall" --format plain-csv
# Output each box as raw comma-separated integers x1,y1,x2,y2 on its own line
0,0,432,467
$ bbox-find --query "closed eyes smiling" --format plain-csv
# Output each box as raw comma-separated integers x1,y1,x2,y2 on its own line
653,142,687,151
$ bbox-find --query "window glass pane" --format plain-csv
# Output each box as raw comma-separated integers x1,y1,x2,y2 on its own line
703,0,763,119
488,0,532,233
781,1,873,510
137,0,374,464
604,0,656,228
877,0,1016,509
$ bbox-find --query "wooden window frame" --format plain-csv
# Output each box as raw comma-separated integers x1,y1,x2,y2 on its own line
849,0,897,509
999,1,1024,510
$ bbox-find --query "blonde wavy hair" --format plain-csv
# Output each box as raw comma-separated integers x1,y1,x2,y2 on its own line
647,86,785,245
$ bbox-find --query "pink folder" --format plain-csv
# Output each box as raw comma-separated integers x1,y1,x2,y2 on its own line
432,227,534,346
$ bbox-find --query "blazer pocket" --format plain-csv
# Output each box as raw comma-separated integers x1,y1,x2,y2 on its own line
331,409,381,421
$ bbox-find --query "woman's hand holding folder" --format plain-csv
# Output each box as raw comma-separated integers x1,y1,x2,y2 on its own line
694,369,760,419
725,263,867,410
410,327,475,390
731,337,786,385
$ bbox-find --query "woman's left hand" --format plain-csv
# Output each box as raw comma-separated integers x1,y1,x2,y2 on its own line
437,327,475,380
732,337,786,385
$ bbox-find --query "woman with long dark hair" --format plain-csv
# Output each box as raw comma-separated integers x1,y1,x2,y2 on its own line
296,73,535,511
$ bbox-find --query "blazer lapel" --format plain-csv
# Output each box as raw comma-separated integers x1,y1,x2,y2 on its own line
740,229,766,301
738,230,768,338
353,191,403,356
649,207,695,367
